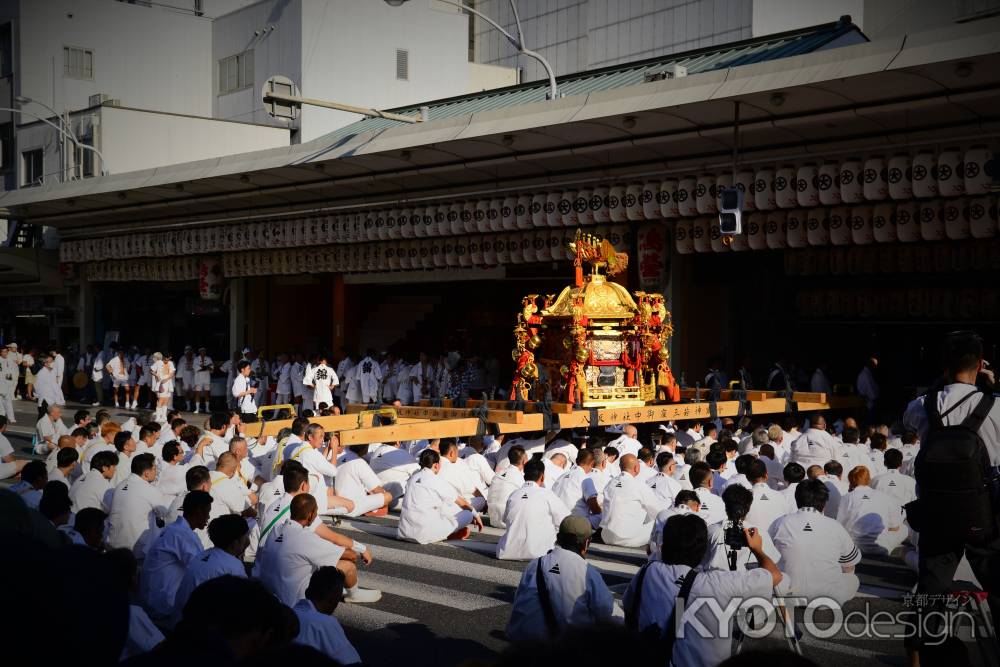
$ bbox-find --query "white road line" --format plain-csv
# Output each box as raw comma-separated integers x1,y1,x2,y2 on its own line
335,604,419,631
340,519,641,579
359,542,524,586
361,572,508,611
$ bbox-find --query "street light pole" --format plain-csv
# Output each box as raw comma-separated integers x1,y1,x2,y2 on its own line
384,0,558,101
15,96,78,181
1,107,109,178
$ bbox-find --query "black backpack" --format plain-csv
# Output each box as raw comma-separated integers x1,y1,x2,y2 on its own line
911,389,997,543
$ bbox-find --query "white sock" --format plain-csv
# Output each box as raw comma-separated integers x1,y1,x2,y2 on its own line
347,584,359,596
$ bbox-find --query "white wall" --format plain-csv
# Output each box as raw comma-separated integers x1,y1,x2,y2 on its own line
100,106,289,174
15,106,289,183
16,0,214,117
752,0,864,36
474,0,753,81
212,0,303,127
297,0,474,141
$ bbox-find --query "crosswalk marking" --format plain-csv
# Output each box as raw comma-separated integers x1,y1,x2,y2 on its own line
337,604,419,630
360,572,508,611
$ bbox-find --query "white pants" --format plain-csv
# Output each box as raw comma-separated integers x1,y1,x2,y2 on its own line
0,390,13,421
344,493,387,517
601,522,654,548
0,460,16,479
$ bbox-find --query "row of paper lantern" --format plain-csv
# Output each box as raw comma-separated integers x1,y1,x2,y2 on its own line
60,146,996,264
782,239,1000,276
218,226,634,277
796,287,1000,320
675,197,999,254
85,257,200,283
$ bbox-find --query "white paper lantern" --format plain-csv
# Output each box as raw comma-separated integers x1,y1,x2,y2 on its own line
607,184,627,222
796,165,820,207
714,174,732,212
938,149,965,197
528,193,546,228
531,231,548,263
964,146,994,195
514,195,534,229
575,188,593,225
746,213,767,250
414,241,430,269
547,229,564,261
969,197,997,239
695,174,717,214
493,235,509,265
429,239,444,268
850,206,874,245
840,159,864,204
775,166,797,209
641,182,659,220
460,201,476,234
406,209,422,239
734,171,755,211
557,191,576,227
817,162,841,205
692,217,712,253
658,179,679,218
387,210,402,240
481,235,497,265
709,219,730,253
806,208,828,246
895,202,919,243
544,192,561,227
505,235,521,265
919,199,945,241
394,208,411,239
676,177,698,217
486,197,503,232
469,200,485,233
428,206,443,237
466,237,482,266
440,238,457,267
942,198,970,240
785,210,807,248
828,207,850,246
887,154,912,200
871,203,897,243
674,219,694,254
625,183,645,221
441,203,457,236
406,241,421,269
499,197,516,231
911,151,938,198
754,169,776,211
765,211,787,249
862,156,889,201
591,186,610,223
608,225,632,254
730,227,748,251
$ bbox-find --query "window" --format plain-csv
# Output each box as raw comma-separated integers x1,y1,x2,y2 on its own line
218,50,254,95
77,136,95,178
21,149,43,187
467,0,475,62
396,48,409,81
63,46,94,80
0,122,11,170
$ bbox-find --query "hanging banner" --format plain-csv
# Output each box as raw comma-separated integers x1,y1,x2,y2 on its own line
198,256,224,300
637,223,667,291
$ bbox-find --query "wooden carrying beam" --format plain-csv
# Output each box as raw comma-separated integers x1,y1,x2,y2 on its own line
679,389,829,403
335,396,866,446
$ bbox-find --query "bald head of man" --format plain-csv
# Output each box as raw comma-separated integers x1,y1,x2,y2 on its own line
619,453,639,476
812,414,827,431
623,424,638,439
216,451,238,476
549,453,567,469
290,493,318,525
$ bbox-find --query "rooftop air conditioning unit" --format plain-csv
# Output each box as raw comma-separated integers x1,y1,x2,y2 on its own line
643,64,688,83
89,93,111,107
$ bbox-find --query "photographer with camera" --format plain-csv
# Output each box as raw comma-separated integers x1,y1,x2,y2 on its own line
702,484,781,572
624,513,783,667
902,331,1000,659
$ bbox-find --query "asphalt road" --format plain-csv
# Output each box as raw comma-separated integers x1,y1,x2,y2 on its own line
3,397,994,667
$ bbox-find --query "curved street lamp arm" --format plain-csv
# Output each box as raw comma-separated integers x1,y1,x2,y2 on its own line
0,107,110,176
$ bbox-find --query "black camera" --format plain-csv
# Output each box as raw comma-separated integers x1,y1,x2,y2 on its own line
724,519,748,549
